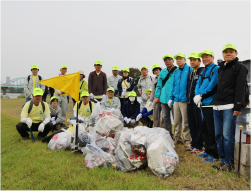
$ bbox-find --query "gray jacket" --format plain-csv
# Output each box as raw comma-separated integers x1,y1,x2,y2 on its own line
107,74,122,96
150,76,158,102
137,75,154,104
49,104,62,124
101,95,121,110
24,75,45,98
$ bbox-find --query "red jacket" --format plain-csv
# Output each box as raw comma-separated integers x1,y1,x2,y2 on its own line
88,71,107,95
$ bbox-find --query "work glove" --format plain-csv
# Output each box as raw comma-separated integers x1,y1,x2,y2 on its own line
197,101,202,108
52,121,56,125
102,94,106,99
136,114,142,121
193,95,202,105
38,123,45,132
51,117,56,122
26,118,32,128
90,93,94,99
124,117,128,123
127,118,132,124
168,100,173,108
148,101,153,109
122,92,126,96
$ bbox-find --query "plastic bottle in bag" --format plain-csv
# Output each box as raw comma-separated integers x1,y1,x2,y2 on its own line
117,149,133,170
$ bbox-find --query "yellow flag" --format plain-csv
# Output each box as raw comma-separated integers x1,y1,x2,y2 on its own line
38,72,80,102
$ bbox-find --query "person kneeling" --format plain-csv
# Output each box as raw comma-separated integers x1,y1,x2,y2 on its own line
16,88,53,140
136,89,153,128
49,96,63,131
122,91,140,127
71,91,95,121
101,87,121,110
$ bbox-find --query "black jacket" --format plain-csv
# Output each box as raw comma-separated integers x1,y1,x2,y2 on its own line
186,67,205,104
213,57,248,111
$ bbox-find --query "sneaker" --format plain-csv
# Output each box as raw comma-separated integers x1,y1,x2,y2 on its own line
186,146,194,151
212,162,225,170
199,152,209,158
191,148,204,154
204,156,219,162
221,164,233,172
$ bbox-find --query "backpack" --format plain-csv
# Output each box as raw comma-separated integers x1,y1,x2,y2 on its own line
200,65,217,86
28,100,45,114
78,101,93,113
92,71,104,77
233,62,250,108
28,75,42,83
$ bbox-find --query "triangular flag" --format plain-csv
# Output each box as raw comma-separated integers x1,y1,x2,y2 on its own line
38,72,80,102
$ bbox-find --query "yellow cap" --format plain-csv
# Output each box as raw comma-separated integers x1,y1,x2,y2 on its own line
152,64,161,70
107,87,115,92
32,88,43,96
81,91,90,97
50,96,59,102
61,64,67,69
141,66,148,71
199,49,214,57
144,89,152,94
128,91,137,97
123,68,130,73
174,53,186,59
112,65,119,70
162,54,173,60
222,43,237,52
95,60,102,65
188,52,200,59
31,64,39,69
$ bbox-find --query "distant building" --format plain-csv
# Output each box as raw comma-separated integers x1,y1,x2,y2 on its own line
6,76,10,84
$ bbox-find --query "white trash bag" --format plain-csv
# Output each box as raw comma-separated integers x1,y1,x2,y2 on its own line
48,130,73,151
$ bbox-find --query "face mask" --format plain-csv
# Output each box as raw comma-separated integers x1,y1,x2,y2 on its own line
129,97,135,102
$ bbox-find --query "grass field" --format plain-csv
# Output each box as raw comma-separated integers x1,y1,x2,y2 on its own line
1,98,250,190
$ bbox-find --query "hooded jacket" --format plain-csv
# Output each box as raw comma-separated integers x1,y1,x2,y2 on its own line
195,63,220,106
155,67,179,104
170,64,192,102
213,57,248,111
101,95,121,110
122,98,140,119
186,67,205,104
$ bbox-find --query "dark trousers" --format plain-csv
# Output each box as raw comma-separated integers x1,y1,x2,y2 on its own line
42,92,48,102
16,122,53,138
187,104,203,149
140,116,153,128
198,107,219,159
119,98,129,111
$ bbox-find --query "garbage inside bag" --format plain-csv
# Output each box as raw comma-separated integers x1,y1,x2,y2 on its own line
83,144,123,170
95,135,116,155
48,130,73,150
42,126,69,143
78,131,91,147
66,122,86,136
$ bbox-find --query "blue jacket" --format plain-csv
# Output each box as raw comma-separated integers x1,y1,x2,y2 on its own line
195,63,219,106
141,107,153,117
117,77,134,96
154,67,179,104
122,101,140,120
170,64,192,102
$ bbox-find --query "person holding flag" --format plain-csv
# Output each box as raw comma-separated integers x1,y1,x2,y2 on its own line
54,65,68,126
16,88,53,140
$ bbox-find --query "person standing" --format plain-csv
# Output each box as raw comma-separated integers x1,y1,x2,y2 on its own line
169,53,192,147
148,64,164,128
72,70,88,107
212,43,248,171
88,60,107,102
107,65,122,97
117,68,134,109
137,66,154,110
54,65,68,126
186,52,205,154
16,88,53,140
194,49,220,162
24,64,45,102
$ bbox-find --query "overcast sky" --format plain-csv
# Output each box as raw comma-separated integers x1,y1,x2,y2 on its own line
1,0,250,83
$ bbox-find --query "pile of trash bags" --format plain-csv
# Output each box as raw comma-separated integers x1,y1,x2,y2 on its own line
46,102,179,178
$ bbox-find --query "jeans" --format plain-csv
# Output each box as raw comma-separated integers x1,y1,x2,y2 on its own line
161,103,173,138
26,98,32,102
187,104,203,149
198,107,219,159
214,109,237,165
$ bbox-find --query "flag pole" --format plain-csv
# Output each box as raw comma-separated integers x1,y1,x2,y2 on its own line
75,102,79,151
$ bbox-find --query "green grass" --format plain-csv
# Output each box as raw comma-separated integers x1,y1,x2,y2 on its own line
1,98,250,190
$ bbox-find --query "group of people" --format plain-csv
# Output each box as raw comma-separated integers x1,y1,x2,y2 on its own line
17,43,248,173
